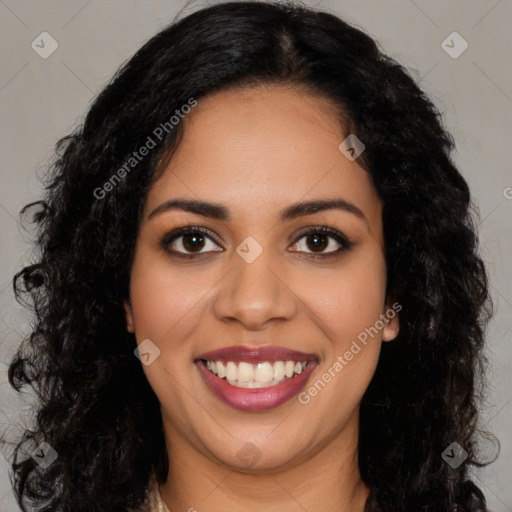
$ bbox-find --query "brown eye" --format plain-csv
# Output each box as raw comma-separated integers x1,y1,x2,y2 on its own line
294,232,341,254
290,226,353,258
304,233,331,252
162,227,223,256
181,232,207,252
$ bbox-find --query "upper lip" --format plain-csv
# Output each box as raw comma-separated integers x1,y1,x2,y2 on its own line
196,346,318,364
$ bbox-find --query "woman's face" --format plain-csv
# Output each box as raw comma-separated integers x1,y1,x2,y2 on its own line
124,84,399,472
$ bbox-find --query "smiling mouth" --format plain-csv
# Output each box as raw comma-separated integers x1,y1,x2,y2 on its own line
201,359,311,388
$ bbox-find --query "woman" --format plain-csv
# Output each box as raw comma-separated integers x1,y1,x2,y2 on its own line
7,1,496,511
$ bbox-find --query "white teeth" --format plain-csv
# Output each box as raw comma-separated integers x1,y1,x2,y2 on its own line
216,361,225,378
238,362,254,382
225,361,237,381
226,378,283,388
208,361,218,375
272,361,285,381
254,362,274,383
203,359,312,387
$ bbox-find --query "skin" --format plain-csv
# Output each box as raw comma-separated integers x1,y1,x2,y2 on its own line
123,84,399,512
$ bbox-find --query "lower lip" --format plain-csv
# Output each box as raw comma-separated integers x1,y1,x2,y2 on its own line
196,360,318,411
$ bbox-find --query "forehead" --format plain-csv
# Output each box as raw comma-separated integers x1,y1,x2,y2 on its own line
145,85,381,227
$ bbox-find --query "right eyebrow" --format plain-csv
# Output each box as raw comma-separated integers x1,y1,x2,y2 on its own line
148,199,229,221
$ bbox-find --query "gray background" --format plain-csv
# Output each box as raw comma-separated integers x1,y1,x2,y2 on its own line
0,0,510,510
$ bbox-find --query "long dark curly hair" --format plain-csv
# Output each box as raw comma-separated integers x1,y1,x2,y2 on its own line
5,1,497,511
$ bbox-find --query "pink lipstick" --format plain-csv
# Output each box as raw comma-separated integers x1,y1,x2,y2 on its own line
195,346,318,411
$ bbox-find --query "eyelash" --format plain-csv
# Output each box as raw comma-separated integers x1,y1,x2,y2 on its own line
160,224,354,260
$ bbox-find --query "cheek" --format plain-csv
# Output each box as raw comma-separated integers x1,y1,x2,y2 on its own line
298,248,387,349
293,250,386,420
128,253,210,346
128,258,208,414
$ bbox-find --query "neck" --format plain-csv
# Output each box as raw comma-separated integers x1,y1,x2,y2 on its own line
158,419,370,512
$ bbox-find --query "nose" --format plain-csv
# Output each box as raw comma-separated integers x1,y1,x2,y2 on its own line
212,249,298,331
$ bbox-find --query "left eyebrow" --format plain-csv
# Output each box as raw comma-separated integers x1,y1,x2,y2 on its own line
279,198,368,226
148,197,368,227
